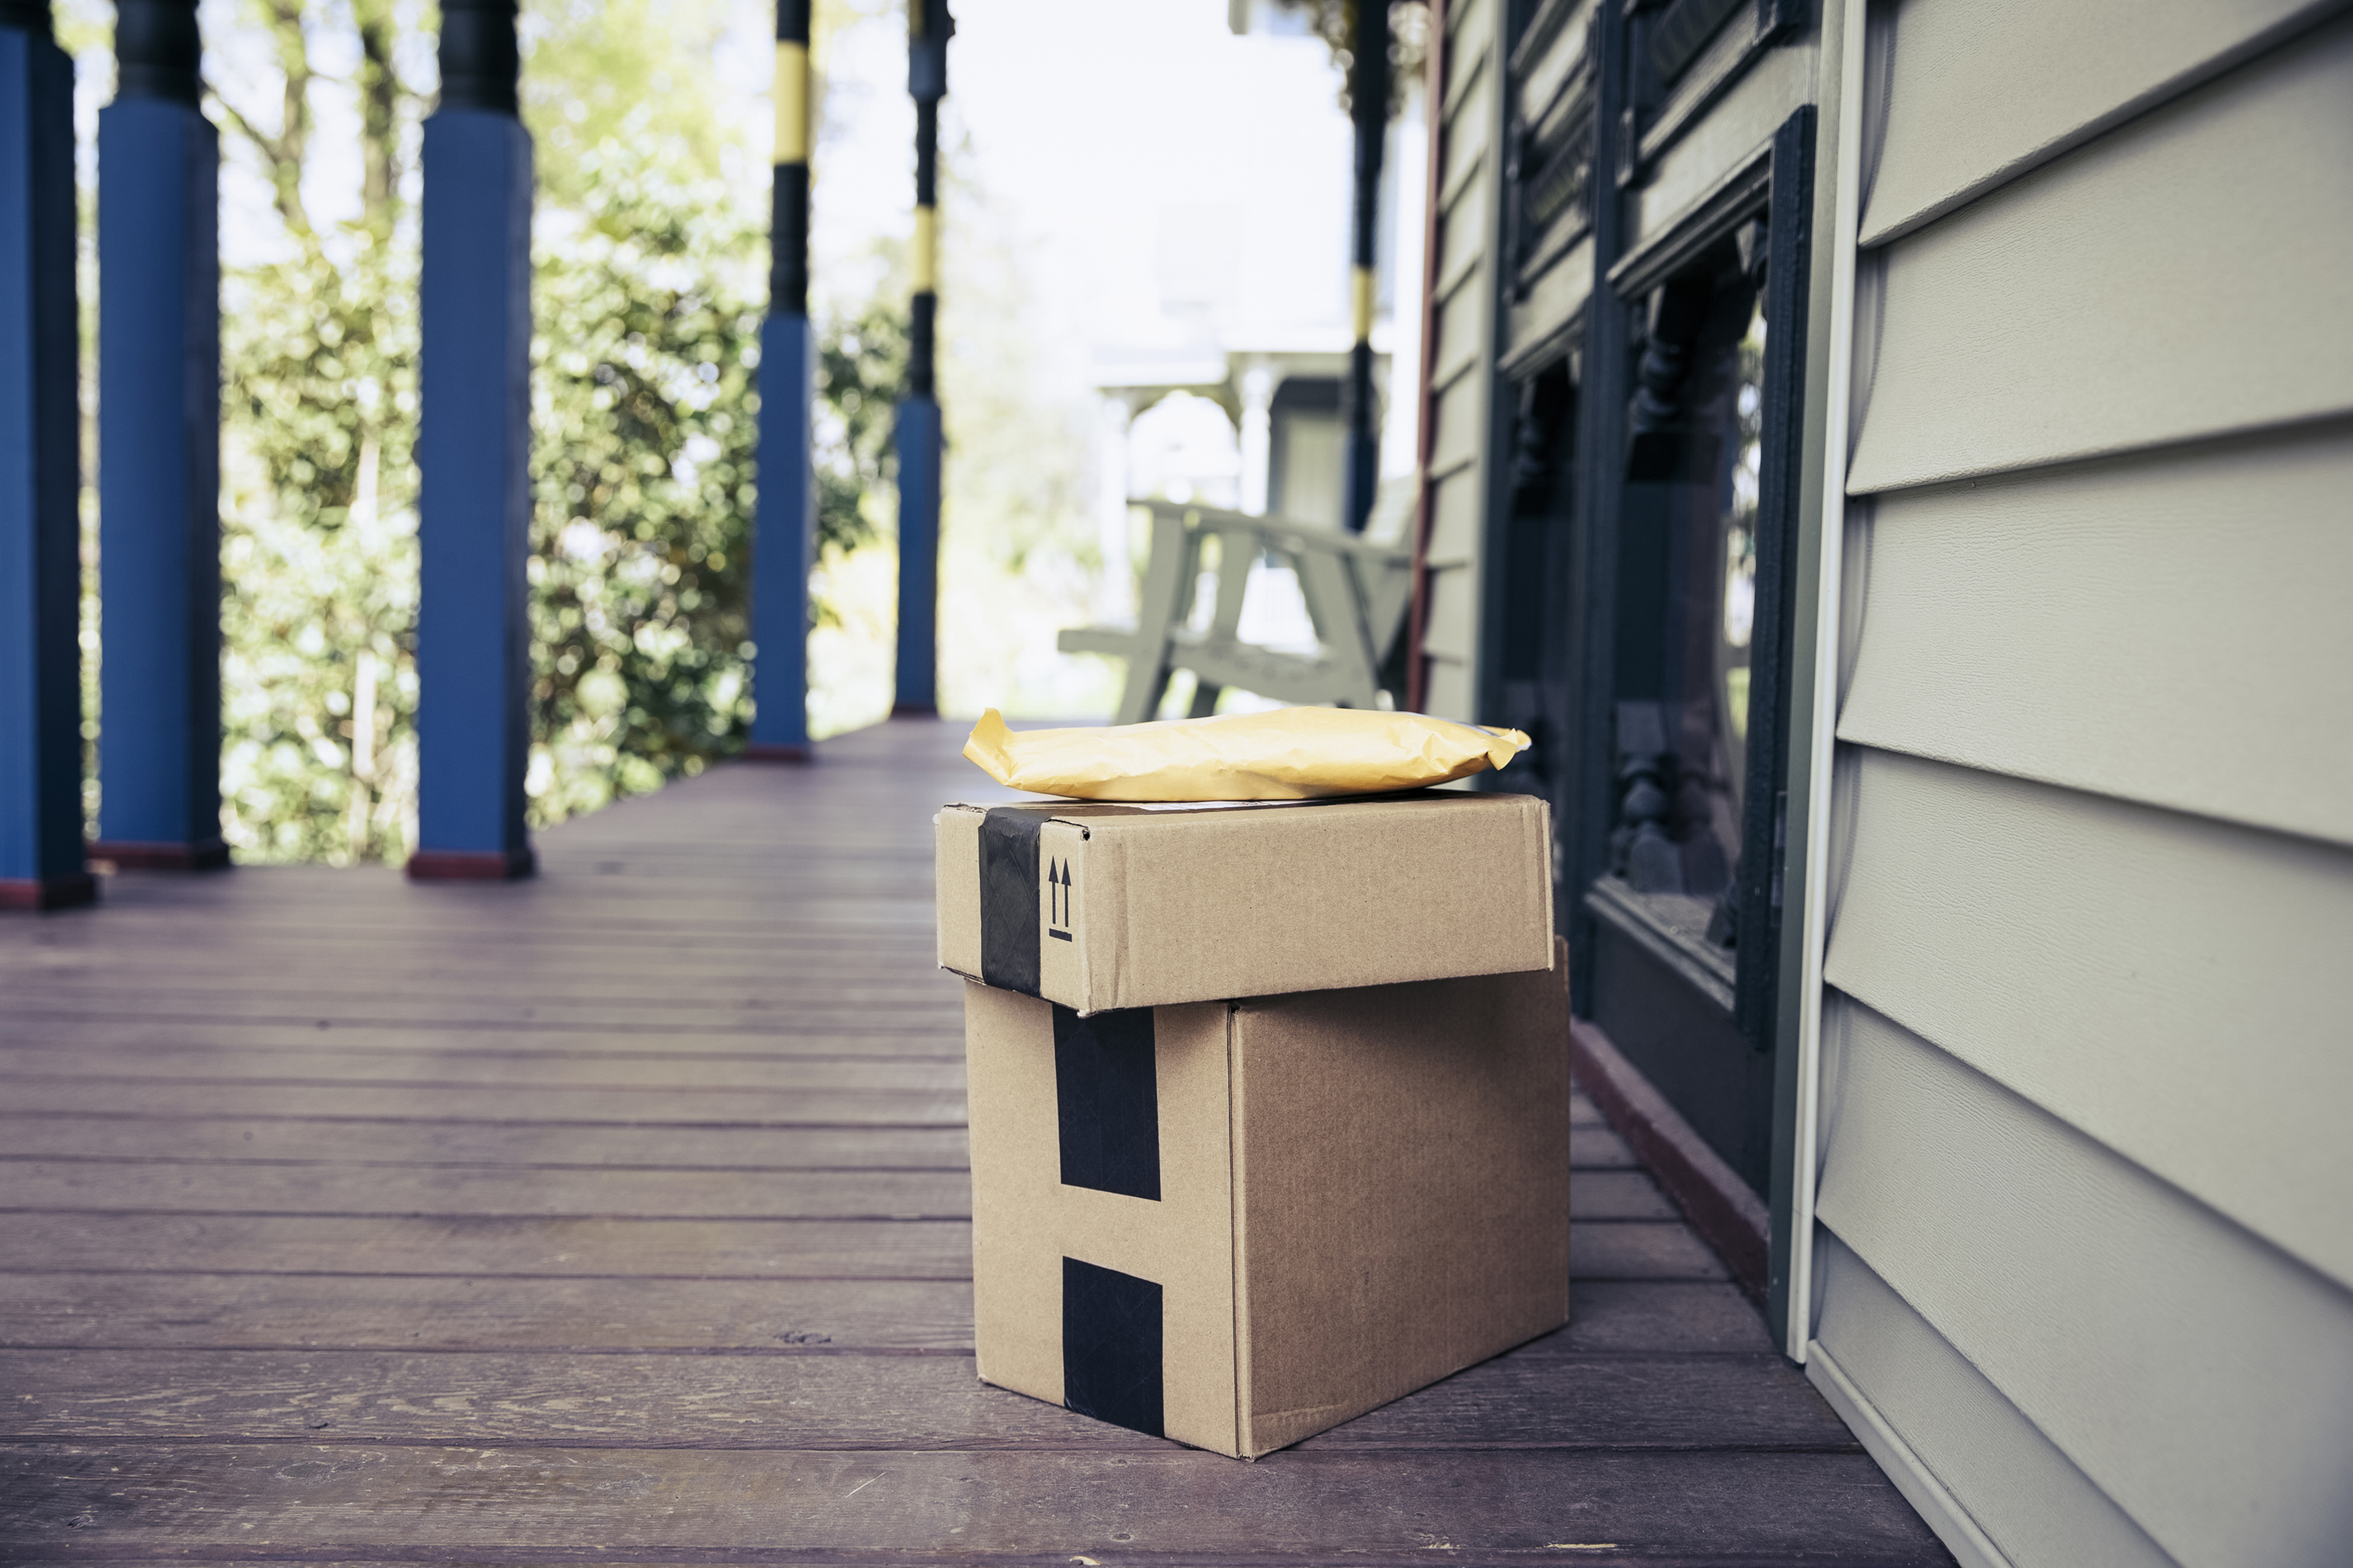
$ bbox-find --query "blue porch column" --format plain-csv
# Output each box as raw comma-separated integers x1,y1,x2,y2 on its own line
1340,0,1388,535
892,0,952,717
0,0,94,912
411,0,534,880
95,0,225,870
746,0,815,762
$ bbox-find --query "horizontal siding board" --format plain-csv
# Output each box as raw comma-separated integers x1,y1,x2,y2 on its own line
1628,44,1814,267
1838,423,2353,846
1425,465,1484,563
1812,1230,2174,1568
1505,233,1594,367
1421,563,1480,663
1514,0,1595,121
1427,337,1491,471
1436,170,1492,294
1442,54,1497,195
1445,0,1496,112
1859,0,2329,246
1815,996,2353,1568
1422,657,1477,724
1848,18,2353,493
1824,748,2353,1290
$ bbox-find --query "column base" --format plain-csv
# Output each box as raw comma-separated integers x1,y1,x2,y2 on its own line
89,838,232,872
891,702,939,718
0,874,100,912
406,846,537,882
742,742,815,763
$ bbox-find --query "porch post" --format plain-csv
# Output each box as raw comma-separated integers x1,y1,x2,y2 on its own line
0,0,94,911
1341,0,1388,535
410,0,534,880
746,0,816,761
95,0,225,872
892,0,951,716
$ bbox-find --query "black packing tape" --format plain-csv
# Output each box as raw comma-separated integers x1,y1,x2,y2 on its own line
1053,1005,1161,1201
1062,1256,1165,1439
978,808,1044,995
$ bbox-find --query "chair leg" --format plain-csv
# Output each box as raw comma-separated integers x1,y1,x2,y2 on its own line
1187,680,1222,718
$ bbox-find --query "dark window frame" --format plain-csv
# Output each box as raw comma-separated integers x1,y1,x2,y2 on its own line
1568,106,1815,1049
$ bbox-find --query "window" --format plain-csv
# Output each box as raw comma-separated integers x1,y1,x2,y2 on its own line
1611,242,1766,942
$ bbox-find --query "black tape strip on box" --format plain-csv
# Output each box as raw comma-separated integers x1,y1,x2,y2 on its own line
1052,1005,1161,1201
1062,1256,1165,1438
978,808,1044,995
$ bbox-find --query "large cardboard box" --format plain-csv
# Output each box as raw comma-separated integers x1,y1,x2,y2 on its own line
937,792,1553,1014
965,955,1571,1458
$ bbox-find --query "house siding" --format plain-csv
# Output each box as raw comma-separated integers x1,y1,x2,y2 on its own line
1804,3,2353,1563
1417,0,1509,723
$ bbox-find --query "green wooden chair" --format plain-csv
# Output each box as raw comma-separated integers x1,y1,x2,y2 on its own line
1059,483,1419,726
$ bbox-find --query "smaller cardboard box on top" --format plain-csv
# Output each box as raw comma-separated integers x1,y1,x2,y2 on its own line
940,786,1572,1457
936,791,1555,1015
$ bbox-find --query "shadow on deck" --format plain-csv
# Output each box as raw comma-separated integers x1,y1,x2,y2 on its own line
0,719,1948,1564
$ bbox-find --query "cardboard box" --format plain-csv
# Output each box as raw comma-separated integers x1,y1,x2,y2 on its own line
937,792,1554,1014
965,953,1571,1458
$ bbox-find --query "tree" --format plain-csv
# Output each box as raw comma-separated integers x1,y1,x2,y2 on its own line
193,0,896,860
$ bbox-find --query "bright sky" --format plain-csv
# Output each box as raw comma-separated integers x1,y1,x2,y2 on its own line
816,0,1360,396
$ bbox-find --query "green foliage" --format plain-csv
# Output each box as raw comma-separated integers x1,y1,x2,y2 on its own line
528,152,762,820
188,0,908,860
814,293,908,572
218,236,421,863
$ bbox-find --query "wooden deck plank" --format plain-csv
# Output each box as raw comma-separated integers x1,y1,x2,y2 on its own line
0,1213,976,1279
0,1082,970,1125
0,1162,975,1218
0,1117,974,1169
0,1050,969,1089
0,719,1943,1564
0,1279,1768,1359
0,1349,1855,1451
0,1216,1698,1286
0,1275,978,1352
0,1162,1662,1221
0,1445,1947,1560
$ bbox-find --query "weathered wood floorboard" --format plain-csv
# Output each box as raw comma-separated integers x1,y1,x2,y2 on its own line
0,1349,1854,1450
0,1116,975,1169
0,1277,1762,1357
0,1160,1664,1220
0,1445,1940,1560
0,719,1945,1563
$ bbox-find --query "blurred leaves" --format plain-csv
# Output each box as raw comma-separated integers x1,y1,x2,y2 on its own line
528,152,762,820
198,0,899,860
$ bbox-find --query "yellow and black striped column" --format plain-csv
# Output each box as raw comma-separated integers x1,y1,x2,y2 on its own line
893,0,952,715
748,0,817,759
1342,0,1390,536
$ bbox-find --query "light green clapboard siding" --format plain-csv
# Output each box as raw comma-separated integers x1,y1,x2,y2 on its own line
1626,41,1817,263
1857,0,2329,245
1424,460,1482,566
1810,6,2353,1560
1445,0,1496,114
1428,270,1494,418
1809,1230,2174,1568
1845,14,2353,494
1417,0,1508,723
1837,423,2353,848
1823,746,2353,1295
1815,995,2353,1568
1505,233,1594,371
1434,165,1491,294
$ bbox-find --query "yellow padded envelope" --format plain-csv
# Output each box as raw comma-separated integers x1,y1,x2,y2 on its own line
963,706,1530,802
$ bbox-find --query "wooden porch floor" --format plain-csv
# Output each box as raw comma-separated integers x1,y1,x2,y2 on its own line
0,719,1949,1566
